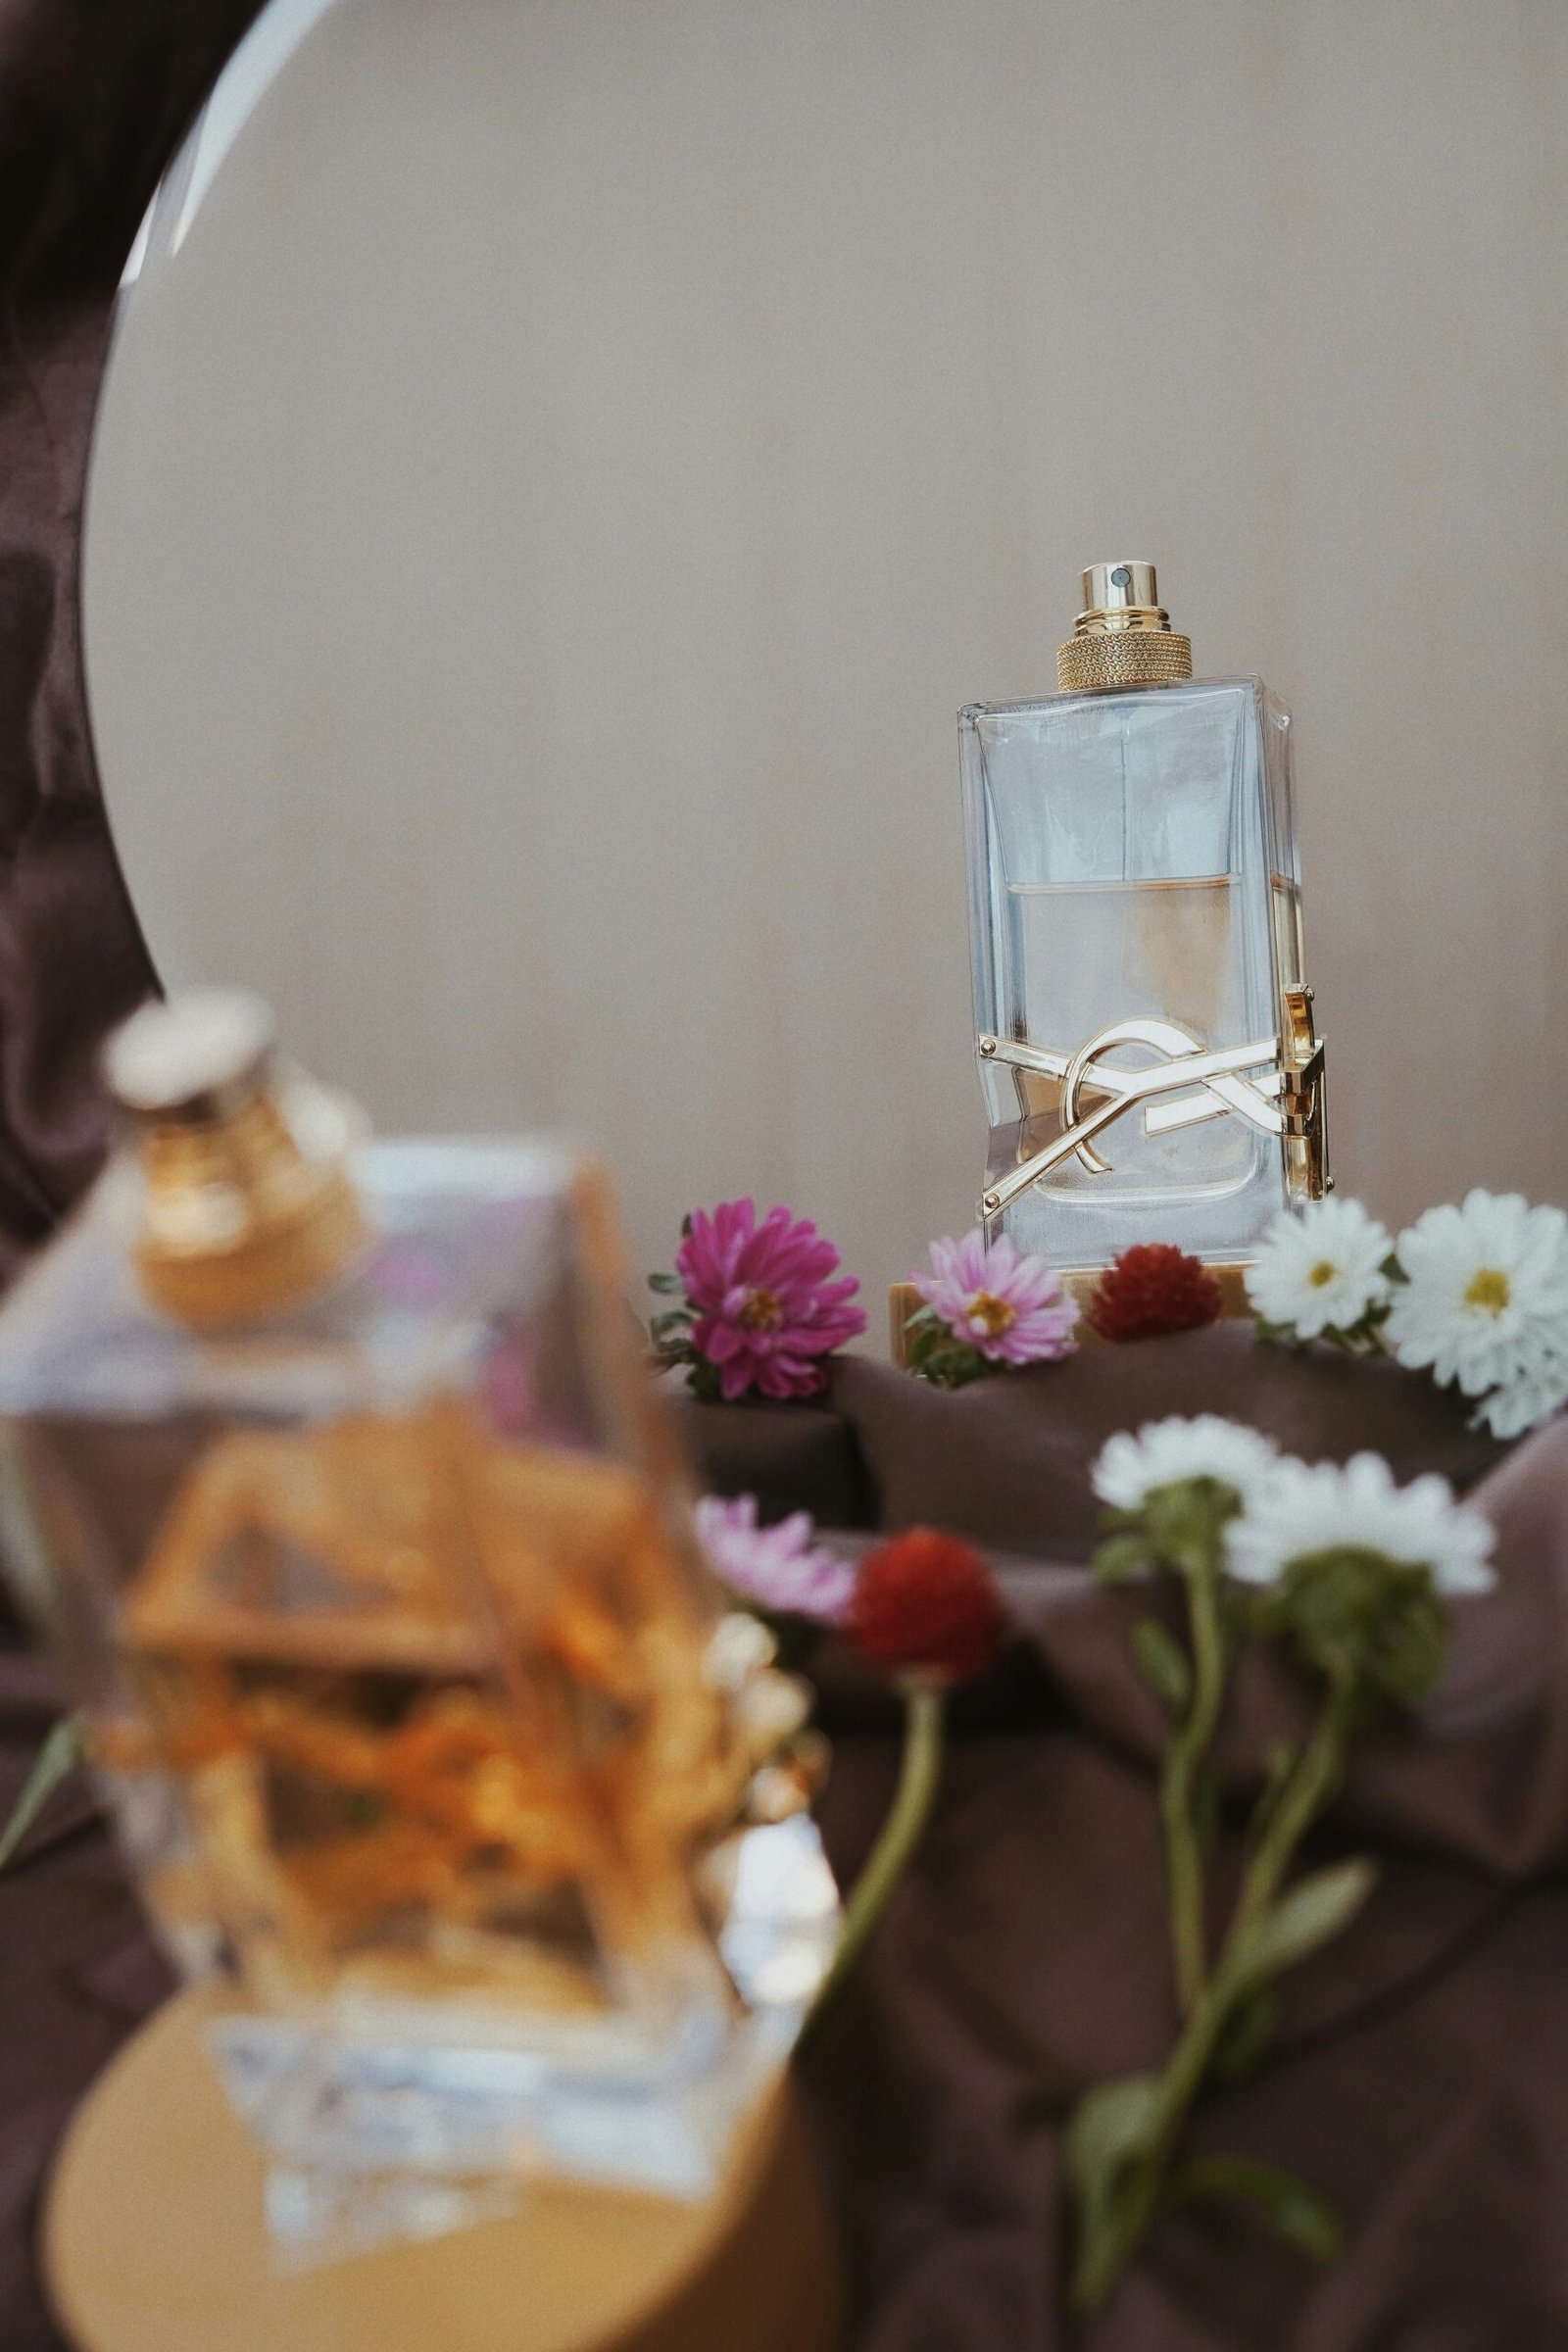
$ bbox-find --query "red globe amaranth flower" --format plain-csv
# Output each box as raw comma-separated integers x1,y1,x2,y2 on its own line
1089,1244,1224,1344
847,1528,1004,1685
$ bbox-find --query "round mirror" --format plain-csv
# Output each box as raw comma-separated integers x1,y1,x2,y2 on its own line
87,0,1004,1310
83,0,1568,1313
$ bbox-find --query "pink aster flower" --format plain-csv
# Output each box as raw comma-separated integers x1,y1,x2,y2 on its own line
911,1228,1079,1365
674,1199,866,1401
695,1494,857,1624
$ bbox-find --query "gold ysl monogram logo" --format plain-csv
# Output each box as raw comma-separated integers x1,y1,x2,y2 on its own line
978,988,1329,1220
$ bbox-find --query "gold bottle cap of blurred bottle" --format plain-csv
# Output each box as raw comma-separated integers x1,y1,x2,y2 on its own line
1056,561,1194,692
104,989,368,1327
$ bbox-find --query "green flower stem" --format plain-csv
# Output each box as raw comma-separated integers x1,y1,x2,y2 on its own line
1161,1550,1226,2017
799,1682,945,2051
1227,1666,1359,1949
1071,1669,1361,2313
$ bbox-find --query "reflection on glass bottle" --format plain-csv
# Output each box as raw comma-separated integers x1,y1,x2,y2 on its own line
0,992,837,2250
960,563,1327,1267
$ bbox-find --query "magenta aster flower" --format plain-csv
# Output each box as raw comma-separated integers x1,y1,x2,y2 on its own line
911,1228,1078,1365
674,1199,866,1401
695,1494,857,1624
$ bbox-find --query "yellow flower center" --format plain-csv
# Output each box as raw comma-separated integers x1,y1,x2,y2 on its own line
1464,1266,1511,1315
739,1287,785,1332
967,1289,1016,1338
1307,1260,1340,1290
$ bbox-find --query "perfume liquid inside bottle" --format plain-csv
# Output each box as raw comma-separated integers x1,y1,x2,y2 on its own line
961,563,1325,1267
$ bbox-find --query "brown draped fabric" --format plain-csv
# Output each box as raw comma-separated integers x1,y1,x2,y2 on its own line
0,0,274,1278
0,7,262,2345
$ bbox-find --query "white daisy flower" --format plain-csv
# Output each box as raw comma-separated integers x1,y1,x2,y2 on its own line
1094,1415,1282,1514
1244,1197,1394,1341
1226,1451,1494,1594
1474,1341,1568,1441
1386,1190,1568,1399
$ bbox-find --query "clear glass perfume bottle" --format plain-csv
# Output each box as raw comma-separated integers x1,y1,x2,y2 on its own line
0,993,836,2254
959,563,1329,1269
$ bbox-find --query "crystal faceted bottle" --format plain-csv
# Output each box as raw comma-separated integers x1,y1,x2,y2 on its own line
959,563,1329,1270
0,992,837,2252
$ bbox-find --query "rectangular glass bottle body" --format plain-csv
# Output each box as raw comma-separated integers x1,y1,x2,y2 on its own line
0,1140,834,2222
960,675,1302,1267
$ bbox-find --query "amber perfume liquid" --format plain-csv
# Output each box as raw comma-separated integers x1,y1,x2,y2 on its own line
1006,875,1253,1200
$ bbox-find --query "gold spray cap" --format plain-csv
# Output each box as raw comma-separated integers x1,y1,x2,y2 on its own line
1056,561,1194,693
104,989,368,1327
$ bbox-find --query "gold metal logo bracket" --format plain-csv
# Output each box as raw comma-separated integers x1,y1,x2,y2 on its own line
977,997,1331,1221
1280,984,1332,1201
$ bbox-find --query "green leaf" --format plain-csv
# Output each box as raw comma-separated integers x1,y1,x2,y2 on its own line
1317,1313,1392,1360
907,1325,989,1390
1131,1617,1192,1716
1092,1533,1152,1585
1236,1856,1378,1986
1164,2154,1343,2264
1064,2073,1161,2245
0,1716,82,1874
646,1271,686,1297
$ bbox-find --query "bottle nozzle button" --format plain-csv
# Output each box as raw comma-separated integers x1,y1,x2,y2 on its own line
1081,561,1160,614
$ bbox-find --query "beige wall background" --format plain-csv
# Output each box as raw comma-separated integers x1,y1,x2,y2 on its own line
84,0,1568,1317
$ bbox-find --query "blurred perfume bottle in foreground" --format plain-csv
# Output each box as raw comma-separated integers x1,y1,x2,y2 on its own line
0,992,837,2252
960,563,1330,1271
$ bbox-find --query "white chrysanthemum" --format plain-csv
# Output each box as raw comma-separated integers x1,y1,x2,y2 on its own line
1244,1197,1394,1341
1474,1341,1568,1441
1386,1190,1568,1399
1226,1451,1494,1594
1093,1415,1282,1513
